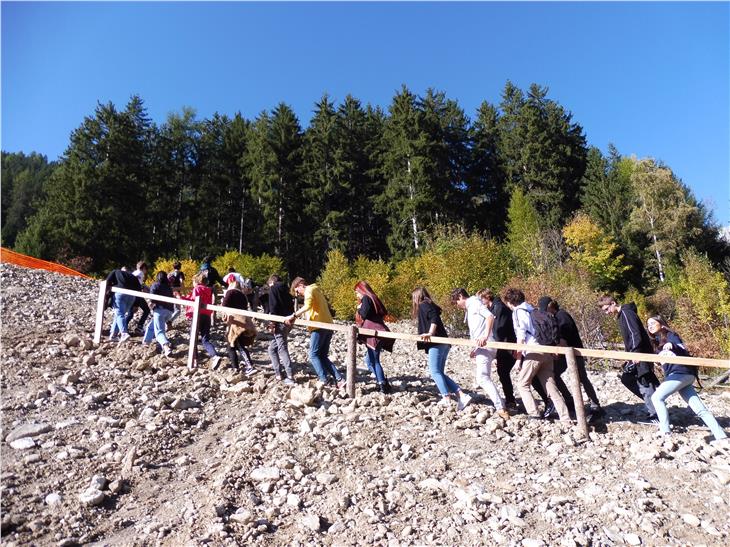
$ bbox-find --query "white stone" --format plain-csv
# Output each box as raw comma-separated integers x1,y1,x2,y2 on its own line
45,493,63,505
250,466,281,482
78,488,105,506
5,423,52,442
10,437,36,450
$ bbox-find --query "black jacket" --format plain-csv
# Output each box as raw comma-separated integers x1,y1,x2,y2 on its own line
618,302,654,376
555,309,583,348
416,301,447,353
267,281,294,316
149,281,174,312
105,269,142,291
490,297,516,343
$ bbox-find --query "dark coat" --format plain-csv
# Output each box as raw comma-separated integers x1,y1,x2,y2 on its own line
416,301,448,353
618,303,654,376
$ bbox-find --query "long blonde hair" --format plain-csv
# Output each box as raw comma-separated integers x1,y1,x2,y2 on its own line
411,286,437,319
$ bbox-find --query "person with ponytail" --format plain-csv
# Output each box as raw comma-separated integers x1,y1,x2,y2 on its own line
354,281,394,393
647,315,727,444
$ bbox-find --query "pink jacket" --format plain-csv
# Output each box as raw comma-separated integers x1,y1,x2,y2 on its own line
182,284,214,319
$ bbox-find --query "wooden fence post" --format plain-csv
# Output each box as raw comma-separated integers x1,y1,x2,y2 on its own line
346,324,358,398
187,295,201,370
93,280,108,345
565,347,589,439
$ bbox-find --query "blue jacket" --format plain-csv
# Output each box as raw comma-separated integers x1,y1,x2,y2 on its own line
654,330,697,377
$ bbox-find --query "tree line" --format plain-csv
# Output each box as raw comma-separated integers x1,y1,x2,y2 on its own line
2,81,727,292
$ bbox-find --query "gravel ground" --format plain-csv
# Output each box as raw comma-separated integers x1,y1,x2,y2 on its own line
1,263,729,546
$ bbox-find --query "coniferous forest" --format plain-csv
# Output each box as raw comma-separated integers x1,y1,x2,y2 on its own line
3,82,729,354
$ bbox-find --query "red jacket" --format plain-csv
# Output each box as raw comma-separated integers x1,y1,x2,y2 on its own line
182,284,214,318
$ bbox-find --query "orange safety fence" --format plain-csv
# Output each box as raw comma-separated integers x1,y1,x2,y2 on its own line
0,247,92,279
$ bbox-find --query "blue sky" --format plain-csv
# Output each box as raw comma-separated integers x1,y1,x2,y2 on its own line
2,1,729,223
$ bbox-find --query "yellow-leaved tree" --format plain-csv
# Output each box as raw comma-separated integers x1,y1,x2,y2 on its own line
563,213,630,290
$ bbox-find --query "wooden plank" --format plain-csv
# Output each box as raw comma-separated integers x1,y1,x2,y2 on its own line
187,295,201,369
346,325,357,398
106,287,730,370
93,280,108,344
566,348,588,439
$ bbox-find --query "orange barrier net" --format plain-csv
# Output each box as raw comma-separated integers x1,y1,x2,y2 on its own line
0,247,92,279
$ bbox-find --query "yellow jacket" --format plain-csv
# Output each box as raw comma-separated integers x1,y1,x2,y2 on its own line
298,284,333,330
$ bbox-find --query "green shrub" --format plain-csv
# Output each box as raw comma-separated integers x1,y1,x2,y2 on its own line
318,250,355,320
212,251,286,285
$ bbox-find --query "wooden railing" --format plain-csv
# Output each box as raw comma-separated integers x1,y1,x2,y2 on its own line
94,282,730,439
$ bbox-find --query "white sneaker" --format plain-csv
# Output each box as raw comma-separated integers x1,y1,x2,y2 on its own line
210,356,222,370
283,378,295,386
163,344,172,357
244,366,258,376
457,392,473,412
437,397,453,408
119,333,131,343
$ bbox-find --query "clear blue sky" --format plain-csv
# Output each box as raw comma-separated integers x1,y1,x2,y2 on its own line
3,1,729,224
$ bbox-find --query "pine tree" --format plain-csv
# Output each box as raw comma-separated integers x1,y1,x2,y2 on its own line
245,104,306,275
1,151,55,248
468,101,507,236
498,82,587,228
379,85,432,259
17,96,153,270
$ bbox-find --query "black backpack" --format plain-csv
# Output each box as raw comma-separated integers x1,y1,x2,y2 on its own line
529,309,560,346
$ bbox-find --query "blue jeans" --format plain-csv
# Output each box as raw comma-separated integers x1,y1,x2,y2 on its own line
112,293,135,336
309,329,342,383
427,344,460,396
651,373,727,440
364,347,386,384
143,308,172,348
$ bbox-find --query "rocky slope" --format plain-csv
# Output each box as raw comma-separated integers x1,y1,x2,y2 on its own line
1,263,729,546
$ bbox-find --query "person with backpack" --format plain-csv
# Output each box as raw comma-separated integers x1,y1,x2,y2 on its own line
198,255,225,289
599,295,660,423
538,296,576,419
479,289,550,414
503,288,571,423
545,298,604,422
647,316,727,443
125,261,150,335
451,288,509,419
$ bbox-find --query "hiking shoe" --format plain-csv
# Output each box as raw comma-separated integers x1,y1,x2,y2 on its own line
638,415,659,425
283,378,296,386
457,392,473,412
506,401,520,413
210,356,222,370
163,344,172,357
542,402,556,419
497,409,511,420
587,407,605,423
119,333,131,343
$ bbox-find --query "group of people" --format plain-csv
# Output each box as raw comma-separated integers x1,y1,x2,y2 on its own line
105,263,727,443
